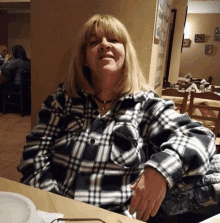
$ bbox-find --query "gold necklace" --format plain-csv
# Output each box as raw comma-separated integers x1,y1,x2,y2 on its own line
93,95,118,111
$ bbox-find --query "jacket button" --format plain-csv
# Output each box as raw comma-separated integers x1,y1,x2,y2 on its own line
80,173,84,178
133,141,137,147
94,111,99,116
90,138,95,145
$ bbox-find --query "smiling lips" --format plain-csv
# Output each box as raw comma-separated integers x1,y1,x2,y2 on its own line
99,54,114,59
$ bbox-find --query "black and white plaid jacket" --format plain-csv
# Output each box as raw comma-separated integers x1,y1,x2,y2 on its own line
17,83,215,217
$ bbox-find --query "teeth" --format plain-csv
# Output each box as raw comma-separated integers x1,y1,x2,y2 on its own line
100,55,113,59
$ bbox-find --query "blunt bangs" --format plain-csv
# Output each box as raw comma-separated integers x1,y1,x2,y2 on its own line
83,15,128,47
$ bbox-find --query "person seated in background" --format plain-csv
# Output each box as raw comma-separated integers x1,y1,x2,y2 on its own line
17,14,216,223
0,44,11,67
0,45,31,90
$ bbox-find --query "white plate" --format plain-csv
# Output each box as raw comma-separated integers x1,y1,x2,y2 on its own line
0,192,41,223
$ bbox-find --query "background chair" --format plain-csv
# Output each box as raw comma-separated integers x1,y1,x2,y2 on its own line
188,92,220,152
179,83,192,91
162,89,189,114
207,76,213,85
162,81,170,88
190,78,202,82
2,70,31,117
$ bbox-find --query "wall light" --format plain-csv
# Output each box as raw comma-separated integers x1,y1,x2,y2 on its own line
184,22,191,39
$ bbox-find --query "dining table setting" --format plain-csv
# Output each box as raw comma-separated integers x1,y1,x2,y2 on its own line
2,176,220,223
0,177,142,223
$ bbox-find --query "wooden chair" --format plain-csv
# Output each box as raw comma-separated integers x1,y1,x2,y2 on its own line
190,78,202,82
162,89,189,114
211,86,220,93
207,76,213,85
163,81,170,88
2,70,31,117
188,92,220,152
179,83,192,91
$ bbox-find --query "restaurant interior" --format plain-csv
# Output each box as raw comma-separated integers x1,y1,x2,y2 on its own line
0,0,220,222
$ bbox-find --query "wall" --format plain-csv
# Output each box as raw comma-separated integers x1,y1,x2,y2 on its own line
180,13,220,85
0,13,30,57
168,0,188,84
0,15,8,45
149,0,173,96
8,14,31,58
0,0,29,2
149,0,188,95
31,0,158,127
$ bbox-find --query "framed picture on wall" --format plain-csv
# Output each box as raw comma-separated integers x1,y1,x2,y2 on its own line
195,34,205,42
215,27,220,34
214,33,220,41
205,45,213,54
182,39,191,47
154,0,164,40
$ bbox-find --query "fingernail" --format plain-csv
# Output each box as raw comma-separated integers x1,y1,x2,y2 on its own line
143,217,149,222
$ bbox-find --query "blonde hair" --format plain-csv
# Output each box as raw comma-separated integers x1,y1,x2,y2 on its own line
64,14,151,97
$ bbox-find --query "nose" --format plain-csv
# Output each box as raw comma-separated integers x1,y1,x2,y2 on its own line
98,37,111,51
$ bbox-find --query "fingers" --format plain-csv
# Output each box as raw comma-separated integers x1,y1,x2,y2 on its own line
129,192,141,215
130,175,141,190
129,167,167,221
142,200,156,221
135,199,148,220
150,196,163,217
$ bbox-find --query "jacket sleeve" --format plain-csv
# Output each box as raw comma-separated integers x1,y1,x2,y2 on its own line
17,93,64,194
144,92,216,189
1,60,17,76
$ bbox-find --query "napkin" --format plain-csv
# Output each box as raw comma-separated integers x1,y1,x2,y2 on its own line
37,210,64,223
185,73,192,79
186,83,200,93
200,79,208,84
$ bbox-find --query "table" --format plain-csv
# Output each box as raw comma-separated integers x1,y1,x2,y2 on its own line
178,77,190,83
0,177,141,223
200,213,220,223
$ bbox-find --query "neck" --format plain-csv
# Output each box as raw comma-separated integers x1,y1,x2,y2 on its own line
91,74,122,101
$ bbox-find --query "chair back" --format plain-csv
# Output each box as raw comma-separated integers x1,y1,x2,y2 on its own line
2,69,31,116
207,76,213,85
188,92,220,136
190,78,202,82
162,89,189,114
179,83,192,91
163,81,170,88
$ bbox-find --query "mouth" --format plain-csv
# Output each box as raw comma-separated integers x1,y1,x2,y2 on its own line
99,54,114,60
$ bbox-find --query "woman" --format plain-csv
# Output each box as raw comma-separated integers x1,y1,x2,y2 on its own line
17,14,216,222
1,45,31,89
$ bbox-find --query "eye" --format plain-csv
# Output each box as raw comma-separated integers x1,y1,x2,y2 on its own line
109,38,118,43
90,41,98,45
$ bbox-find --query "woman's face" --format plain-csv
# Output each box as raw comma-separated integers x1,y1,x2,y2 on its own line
85,29,125,81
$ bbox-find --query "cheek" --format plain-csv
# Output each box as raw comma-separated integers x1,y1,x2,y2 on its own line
119,45,125,58
86,48,96,67
119,47,125,64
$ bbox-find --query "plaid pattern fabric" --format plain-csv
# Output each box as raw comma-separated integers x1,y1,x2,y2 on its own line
17,83,215,217
162,154,220,216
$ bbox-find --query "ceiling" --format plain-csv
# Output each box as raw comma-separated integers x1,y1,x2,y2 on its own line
188,0,220,13
0,0,219,14
0,1,30,14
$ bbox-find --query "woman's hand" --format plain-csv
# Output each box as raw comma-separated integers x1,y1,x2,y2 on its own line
129,166,167,221
5,54,12,62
